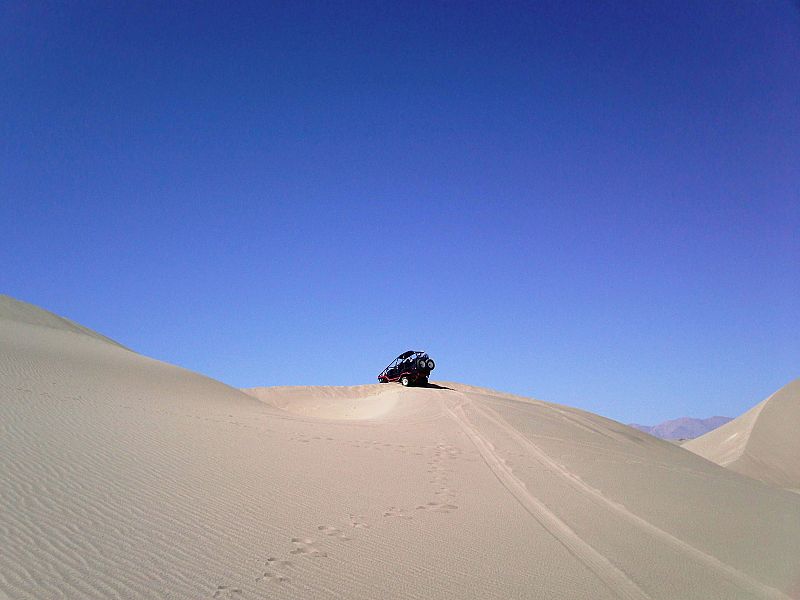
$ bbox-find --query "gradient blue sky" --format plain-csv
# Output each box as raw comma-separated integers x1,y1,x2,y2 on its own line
2,2,798,424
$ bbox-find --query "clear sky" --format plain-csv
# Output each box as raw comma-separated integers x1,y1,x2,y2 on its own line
2,2,798,424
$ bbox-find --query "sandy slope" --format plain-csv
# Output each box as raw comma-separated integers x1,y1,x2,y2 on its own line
684,380,800,492
2,299,799,599
0,295,127,349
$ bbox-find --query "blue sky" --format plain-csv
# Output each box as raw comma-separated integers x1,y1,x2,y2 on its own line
2,1,798,424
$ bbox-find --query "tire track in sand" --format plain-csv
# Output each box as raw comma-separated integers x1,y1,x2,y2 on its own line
445,399,652,600
467,396,793,600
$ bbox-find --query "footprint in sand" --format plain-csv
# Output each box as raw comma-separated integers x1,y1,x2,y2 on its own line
416,501,458,513
264,557,294,569
290,538,328,557
383,507,412,519
348,514,370,529
318,525,351,540
212,585,242,598
256,571,290,584
256,558,292,585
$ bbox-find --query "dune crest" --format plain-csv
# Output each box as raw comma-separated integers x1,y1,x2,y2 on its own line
244,384,402,419
243,384,451,422
0,294,127,349
684,379,800,491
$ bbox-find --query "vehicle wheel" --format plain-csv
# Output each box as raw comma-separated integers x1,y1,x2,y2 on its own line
418,359,427,369
427,359,435,370
401,376,411,387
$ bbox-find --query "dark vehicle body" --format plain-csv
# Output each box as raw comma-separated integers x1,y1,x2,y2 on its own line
378,350,435,386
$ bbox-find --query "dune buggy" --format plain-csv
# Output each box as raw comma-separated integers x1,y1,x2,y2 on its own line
378,350,435,386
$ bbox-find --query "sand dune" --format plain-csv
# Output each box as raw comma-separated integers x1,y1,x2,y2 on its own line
684,380,800,492
2,297,799,599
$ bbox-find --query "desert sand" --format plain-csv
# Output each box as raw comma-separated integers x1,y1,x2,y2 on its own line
684,380,800,493
2,295,799,599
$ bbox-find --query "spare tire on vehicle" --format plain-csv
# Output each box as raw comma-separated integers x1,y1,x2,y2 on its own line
418,359,427,369
427,359,435,370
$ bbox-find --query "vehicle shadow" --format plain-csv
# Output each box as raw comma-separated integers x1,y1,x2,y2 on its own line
421,382,452,390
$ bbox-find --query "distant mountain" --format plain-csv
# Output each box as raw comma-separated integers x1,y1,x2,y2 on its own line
629,416,732,440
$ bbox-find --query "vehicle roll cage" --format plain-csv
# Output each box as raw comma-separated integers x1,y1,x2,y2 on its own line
382,350,428,372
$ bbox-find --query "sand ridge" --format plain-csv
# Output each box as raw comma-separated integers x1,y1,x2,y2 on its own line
0,294,127,349
243,384,448,423
684,379,800,491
